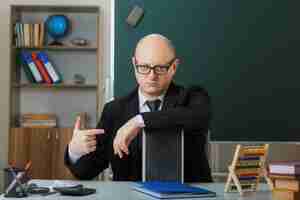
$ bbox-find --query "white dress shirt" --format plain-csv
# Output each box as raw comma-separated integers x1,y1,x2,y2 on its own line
136,88,165,126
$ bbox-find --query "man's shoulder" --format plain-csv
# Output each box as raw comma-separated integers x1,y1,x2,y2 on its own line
104,88,137,109
187,85,209,96
171,83,209,97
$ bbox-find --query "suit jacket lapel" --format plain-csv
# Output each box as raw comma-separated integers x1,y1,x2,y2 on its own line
126,87,140,118
123,87,141,155
162,83,180,110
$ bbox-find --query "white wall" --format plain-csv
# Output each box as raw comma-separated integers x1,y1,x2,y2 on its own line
0,1,11,192
0,0,114,191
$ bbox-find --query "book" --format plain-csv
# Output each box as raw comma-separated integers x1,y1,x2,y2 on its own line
20,51,43,83
37,52,62,83
29,23,33,47
132,181,216,199
20,113,57,127
14,23,21,47
17,53,35,83
23,23,30,47
269,173,300,180
21,123,56,128
19,23,24,47
272,189,300,200
21,113,56,120
39,23,44,47
275,179,300,191
31,52,52,84
269,161,300,175
34,24,39,47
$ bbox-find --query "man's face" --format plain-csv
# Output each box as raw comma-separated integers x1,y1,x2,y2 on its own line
132,56,177,97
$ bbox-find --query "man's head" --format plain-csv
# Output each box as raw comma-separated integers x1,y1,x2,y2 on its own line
132,34,179,98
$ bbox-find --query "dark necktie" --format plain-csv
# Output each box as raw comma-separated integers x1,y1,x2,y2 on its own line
146,99,161,112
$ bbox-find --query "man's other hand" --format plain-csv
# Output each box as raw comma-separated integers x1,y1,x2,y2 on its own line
113,115,144,159
69,117,105,157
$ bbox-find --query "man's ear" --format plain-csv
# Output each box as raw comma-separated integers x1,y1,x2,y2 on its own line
132,57,138,75
170,58,179,74
174,58,180,66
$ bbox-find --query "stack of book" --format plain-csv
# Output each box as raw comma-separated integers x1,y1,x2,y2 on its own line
269,161,300,200
14,23,44,48
19,113,57,127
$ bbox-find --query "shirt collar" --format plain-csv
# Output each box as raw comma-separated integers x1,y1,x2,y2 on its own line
138,88,165,108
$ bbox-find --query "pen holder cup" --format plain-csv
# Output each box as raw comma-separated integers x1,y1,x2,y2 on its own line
3,167,28,191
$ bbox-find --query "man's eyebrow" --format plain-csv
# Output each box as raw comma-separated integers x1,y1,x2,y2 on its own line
135,57,175,66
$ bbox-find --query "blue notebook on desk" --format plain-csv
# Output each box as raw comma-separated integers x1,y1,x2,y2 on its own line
132,181,216,199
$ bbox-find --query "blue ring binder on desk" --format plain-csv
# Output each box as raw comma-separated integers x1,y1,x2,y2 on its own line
132,181,216,199
139,127,216,198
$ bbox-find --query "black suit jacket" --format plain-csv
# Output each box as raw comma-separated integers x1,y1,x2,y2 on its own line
65,83,212,182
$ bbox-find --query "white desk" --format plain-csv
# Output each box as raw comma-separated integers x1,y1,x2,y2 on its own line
0,180,273,200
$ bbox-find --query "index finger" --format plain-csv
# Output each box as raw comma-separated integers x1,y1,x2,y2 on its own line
74,116,81,131
84,129,105,136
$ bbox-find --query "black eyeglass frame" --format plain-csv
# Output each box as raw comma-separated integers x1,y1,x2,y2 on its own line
133,58,176,75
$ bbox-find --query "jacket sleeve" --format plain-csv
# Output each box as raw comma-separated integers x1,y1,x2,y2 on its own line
64,102,113,179
141,86,211,132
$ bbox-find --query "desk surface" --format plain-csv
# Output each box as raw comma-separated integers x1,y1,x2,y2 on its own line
1,180,273,200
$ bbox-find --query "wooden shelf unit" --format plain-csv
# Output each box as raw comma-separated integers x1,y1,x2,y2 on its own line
9,5,102,180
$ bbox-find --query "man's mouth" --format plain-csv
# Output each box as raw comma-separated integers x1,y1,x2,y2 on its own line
146,82,158,87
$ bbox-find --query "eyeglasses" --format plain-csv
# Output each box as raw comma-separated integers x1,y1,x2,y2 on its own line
134,58,176,75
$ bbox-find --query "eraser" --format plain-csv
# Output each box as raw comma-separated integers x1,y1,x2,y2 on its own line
126,5,144,27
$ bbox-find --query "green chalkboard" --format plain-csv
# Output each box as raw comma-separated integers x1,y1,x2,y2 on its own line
115,0,300,141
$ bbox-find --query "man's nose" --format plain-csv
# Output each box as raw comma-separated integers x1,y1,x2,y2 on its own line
148,69,158,79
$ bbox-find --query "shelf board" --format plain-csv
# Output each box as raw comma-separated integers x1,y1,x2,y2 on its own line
12,5,99,13
13,45,98,51
13,83,98,89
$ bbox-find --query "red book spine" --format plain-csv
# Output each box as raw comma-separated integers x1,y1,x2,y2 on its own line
31,52,52,84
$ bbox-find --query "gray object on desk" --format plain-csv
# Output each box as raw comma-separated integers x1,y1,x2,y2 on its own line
142,128,184,182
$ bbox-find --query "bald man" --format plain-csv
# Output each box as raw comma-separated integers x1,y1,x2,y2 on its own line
65,34,212,182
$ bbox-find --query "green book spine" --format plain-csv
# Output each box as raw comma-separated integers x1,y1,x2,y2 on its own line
17,52,35,83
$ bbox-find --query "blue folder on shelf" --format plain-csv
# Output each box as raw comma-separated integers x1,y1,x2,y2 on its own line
132,181,216,199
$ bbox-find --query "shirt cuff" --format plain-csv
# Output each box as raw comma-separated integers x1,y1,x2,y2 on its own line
135,114,145,128
68,144,82,164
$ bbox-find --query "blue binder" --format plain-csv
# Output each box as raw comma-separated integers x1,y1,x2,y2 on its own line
132,181,216,199
36,52,62,84
20,51,43,83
